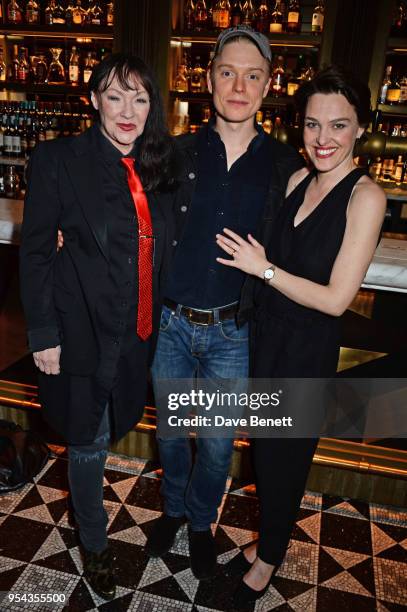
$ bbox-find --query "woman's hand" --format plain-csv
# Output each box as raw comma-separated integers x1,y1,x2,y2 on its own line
57,229,64,251
216,228,270,278
33,346,61,375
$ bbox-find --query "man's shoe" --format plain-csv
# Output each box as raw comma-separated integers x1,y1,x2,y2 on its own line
189,528,217,580
83,547,116,601
145,514,186,558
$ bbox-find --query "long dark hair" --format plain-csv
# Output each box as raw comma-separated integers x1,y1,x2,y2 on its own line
89,53,175,192
295,65,372,128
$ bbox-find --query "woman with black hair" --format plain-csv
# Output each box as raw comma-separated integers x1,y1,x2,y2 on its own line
216,65,386,608
19,53,175,600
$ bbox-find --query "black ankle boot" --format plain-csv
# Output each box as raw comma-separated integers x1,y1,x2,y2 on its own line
145,514,186,558
83,547,116,601
189,527,217,580
223,550,253,577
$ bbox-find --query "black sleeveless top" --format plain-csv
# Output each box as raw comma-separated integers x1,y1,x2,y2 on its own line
252,167,367,378
255,167,367,322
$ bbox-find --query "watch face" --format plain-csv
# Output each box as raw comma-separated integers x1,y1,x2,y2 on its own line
264,267,275,280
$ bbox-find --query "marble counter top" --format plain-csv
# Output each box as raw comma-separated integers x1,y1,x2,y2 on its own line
362,238,407,293
1,199,407,293
0,199,23,245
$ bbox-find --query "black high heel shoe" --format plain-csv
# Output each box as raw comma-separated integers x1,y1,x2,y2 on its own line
232,561,281,610
223,550,253,577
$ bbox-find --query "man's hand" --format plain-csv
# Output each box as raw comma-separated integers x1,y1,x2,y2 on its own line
57,230,64,251
33,346,61,375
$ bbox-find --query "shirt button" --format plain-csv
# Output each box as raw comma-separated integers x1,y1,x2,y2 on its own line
128,257,133,264
112,338,119,345
188,172,195,180
180,205,188,212
121,301,127,307
172,239,178,247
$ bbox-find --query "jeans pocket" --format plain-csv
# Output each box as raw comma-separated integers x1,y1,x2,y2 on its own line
219,319,249,342
159,305,174,332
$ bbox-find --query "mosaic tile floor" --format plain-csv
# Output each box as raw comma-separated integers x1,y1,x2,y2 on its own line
0,452,406,611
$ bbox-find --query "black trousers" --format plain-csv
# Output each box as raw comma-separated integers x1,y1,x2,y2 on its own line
254,436,319,566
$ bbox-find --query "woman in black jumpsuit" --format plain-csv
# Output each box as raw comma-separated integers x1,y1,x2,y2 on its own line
216,66,386,608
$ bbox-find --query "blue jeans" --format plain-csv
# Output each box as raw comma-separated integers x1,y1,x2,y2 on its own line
152,304,249,530
68,405,111,553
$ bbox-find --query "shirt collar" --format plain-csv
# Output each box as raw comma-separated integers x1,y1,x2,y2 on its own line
205,116,265,154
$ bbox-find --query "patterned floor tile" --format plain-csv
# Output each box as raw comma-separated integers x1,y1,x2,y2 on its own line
0,453,405,611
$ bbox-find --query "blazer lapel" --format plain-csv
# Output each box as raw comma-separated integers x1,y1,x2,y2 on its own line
64,128,109,261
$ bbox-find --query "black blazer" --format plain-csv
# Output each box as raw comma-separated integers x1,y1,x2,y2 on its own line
19,126,174,442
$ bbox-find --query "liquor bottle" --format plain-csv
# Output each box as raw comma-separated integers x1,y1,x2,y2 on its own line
87,0,104,25
194,0,208,30
65,1,74,26
286,0,300,34
391,2,406,36
173,60,189,92
72,0,86,25
17,47,29,83
231,0,242,26
399,75,407,104
4,165,20,198
45,0,66,24
241,0,255,27
4,115,13,157
68,46,80,85
271,55,286,96
0,50,6,82
7,0,23,24
386,74,401,104
83,52,93,83
184,0,195,30
9,45,19,81
106,1,114,26
256,2,270,34
190,56,205,92
311,0,324,34
269,0,283,33
25,0,40,24
35,54,48,83
379,66,392,104
212,0,231,29
262,110,273,133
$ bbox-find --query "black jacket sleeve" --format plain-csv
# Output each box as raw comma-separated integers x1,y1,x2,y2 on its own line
19,142,62,352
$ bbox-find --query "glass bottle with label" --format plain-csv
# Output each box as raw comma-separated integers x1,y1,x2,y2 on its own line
106,1,114,26
72,0,86,25
270,0,284,33
213,0,231,29
231,0,242,26
173,60,189,92
25,0,40,24
262,110,273,134
256,2,270,33
0,51,6,82
241,0,255,27
286,0,300,34
9,45,19,81
7,0,23,24
271,55,286,96
65,1,74,26
83,52,93,84
4,115,13,157
379,66,392,104
17,47,29,83
190,57,205,93
194,0,208,31
87,0,104,25
311,0,324,34
184,0,195,30
4,165,20,198
399,75,407,104
68,46,80,85
35,54,48,83
47,48,65,84
386,74,401,104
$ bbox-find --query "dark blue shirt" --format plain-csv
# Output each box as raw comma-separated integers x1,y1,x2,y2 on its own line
165,121,271,309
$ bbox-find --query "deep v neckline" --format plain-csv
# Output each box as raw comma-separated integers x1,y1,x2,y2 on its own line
292,168,362,230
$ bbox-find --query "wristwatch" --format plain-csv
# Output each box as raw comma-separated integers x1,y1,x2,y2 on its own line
263,264,275,282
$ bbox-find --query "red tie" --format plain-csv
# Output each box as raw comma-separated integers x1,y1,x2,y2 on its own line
121,157,153,341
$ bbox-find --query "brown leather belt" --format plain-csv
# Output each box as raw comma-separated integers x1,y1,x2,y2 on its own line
163,298,238,326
